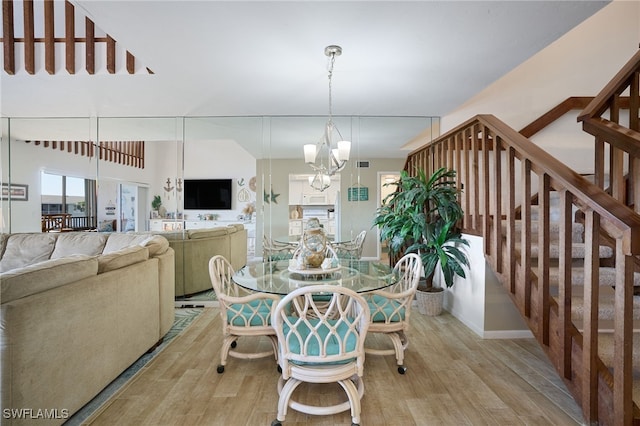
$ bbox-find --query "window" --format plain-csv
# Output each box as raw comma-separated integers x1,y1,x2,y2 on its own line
41,172,96,229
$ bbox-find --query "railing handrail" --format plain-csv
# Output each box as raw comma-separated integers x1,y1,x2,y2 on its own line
407,114,640,254
578,49,640,121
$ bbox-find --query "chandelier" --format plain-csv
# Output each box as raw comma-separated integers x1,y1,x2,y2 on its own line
303,45,351,192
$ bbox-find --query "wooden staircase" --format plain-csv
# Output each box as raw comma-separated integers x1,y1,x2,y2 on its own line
403,50,640,424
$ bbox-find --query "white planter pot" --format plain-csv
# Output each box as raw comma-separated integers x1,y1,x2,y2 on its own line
416,288,443,316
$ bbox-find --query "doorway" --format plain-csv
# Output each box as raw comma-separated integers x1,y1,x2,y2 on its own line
376,171,400,264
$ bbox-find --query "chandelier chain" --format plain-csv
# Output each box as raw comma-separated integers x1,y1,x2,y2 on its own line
327,52,335,121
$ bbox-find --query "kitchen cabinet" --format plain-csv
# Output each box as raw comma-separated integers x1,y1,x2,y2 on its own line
289,174,340,205
289,218,335,237
149,219,184,231
288,180,304,205
289,220,303,236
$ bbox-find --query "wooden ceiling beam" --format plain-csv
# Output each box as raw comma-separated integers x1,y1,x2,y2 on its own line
44,0,54,74
65,1,75,74
2,0,145,75
126,51,134,74
106,35,115,74
23,0,34,74
85,18,95,75
3,0,15,74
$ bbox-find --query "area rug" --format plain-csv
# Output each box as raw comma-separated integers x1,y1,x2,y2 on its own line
64,308,203,426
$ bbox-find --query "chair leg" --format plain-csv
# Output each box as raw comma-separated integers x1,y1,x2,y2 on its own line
388,332,407,374
268,335,279,362
217,335,237,373
338,377,363,425
276,376,303,423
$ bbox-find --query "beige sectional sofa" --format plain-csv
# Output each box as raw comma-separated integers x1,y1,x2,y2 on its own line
162,224,247,297
0,232,175,425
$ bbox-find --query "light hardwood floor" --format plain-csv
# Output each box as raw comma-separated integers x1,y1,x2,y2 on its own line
86,308,585,425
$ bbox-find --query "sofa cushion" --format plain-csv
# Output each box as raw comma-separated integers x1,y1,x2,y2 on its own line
103,233,169,256
0,233,58,273
187,228,228,239
0,255,98,303
98,245,150,273
97,219,116,232
50,232,109,259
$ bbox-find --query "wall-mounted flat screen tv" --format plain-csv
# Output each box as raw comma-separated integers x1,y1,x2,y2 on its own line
184,179,233,210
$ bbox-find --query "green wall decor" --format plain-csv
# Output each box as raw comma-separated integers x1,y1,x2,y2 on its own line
263,186,280,204
348,186,368,201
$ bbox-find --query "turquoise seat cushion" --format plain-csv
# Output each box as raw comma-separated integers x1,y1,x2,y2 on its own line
267,253,293,261
283,316,357,365
368,294,405,322
228,299,274,326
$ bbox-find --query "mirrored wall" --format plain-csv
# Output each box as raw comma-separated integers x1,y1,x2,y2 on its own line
1,115,437,302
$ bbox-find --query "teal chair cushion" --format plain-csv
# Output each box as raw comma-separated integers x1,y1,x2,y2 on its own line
267,253,293,261
283,316,357,365
368,294,405,322
228,299,274,326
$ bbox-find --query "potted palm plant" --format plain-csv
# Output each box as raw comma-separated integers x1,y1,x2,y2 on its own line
151,195,162,218
373,167,470,315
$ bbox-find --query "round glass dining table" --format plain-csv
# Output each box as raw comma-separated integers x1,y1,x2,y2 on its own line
232,259,399,295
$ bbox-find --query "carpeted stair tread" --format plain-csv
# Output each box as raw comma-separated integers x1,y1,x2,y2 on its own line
557,295,640,321
598,332,640,369
503,220,584,243
549,267,640,287
530,242,614,259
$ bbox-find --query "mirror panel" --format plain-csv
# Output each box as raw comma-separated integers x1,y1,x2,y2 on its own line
3,117,94,233
96,117,185,295
3,114,438,301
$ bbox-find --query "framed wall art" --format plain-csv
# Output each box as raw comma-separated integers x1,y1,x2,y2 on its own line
1,183,28,201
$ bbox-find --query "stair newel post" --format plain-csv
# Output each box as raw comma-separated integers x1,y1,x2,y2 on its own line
613,239,634,426
461,128,470,229
582,209,601,424
557,189,574,380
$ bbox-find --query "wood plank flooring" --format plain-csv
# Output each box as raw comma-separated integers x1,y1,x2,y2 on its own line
86,308,585,425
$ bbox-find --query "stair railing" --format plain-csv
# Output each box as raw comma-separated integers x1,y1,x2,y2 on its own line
404,114,640,425
578,49,640,212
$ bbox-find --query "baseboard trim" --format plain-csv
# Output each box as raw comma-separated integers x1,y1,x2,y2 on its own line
175,300,218,308
481,329,534,339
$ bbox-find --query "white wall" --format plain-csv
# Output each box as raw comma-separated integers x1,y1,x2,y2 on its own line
257,157,405,258
441,0,640,173
6,138,163,233
3,135,257,232
439,234,532,338
182,139,257,222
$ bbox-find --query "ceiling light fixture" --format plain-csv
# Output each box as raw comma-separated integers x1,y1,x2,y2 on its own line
304,45,351,192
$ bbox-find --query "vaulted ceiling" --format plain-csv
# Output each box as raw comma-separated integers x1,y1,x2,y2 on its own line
1,1,610,158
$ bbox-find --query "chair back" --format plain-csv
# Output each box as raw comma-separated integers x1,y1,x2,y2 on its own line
272,285,370,377
209,255,275,329
209,254,242,298
390,252,422,294
367,253,422,325
333,230,367,259
263,236,297,261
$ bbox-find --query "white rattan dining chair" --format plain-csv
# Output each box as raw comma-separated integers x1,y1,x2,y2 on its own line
263,236,298,262
208,255,280,373
270,285,371,426
363,253,422,374
333,230,366,259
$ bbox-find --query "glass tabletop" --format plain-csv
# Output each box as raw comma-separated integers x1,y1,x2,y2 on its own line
232,259,399,295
